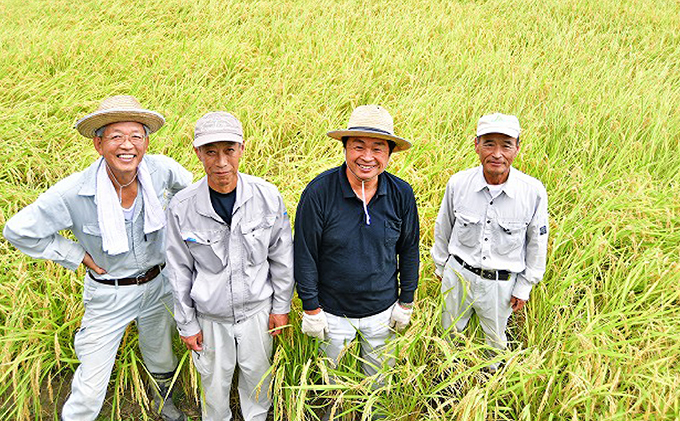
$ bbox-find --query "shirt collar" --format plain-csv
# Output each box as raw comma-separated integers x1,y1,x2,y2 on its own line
233,173,252,212
471,166,488,193
196,173,252,222
77,158,101,197
338,162,387,199
196,178,220,221
78,156,157,197
473,165,518,199
502,167,518,198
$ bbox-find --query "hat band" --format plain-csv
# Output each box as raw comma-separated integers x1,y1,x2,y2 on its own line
348,126,392,135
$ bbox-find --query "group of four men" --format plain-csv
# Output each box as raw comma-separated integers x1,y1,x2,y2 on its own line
3,95,548,421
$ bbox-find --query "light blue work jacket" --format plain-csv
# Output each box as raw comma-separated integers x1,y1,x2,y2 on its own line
3,155,192,279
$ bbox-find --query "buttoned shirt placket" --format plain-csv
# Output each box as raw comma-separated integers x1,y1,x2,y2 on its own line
125,194,153,309
480,189,496,272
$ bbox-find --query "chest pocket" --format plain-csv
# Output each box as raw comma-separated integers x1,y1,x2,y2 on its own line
495,219,528,255
384,220,402,247
183,230,226,270
241,215,276,266
454,211,482,248
82,223,102,237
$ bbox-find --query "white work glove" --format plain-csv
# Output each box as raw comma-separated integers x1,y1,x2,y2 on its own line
301,310,329,340
389,302,413,332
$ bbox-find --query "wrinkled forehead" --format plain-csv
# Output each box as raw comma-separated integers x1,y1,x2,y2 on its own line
199,140,242,150
477,133,517,144
101,121,147,135
345,136,390,147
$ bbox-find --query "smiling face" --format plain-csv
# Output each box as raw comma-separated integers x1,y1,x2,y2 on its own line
475,133,520,185
93,121,149,182
195,141,244,193
344,137,391,184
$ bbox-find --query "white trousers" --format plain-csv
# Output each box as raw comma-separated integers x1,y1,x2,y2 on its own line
441,256,515,351
62,274,178,421
193,309,273,421
321,305,395,378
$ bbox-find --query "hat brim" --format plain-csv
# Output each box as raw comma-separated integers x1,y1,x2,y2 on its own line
476,125,520,139
75,109,165,138
327,129,411,152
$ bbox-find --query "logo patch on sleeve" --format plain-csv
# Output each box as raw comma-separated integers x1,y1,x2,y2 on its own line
540,226,547,235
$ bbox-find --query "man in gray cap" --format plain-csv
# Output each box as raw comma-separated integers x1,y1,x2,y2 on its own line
295,105,420,403
431,113,549,372
3,95,191,420
165,111,294,421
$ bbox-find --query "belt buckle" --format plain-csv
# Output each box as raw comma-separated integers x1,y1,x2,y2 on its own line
135,272,146,285
481,269,495,280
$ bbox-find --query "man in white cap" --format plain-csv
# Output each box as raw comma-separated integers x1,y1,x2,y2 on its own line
295,105,420,395
3,95,192,420
431,113,549,371
165,111,294,421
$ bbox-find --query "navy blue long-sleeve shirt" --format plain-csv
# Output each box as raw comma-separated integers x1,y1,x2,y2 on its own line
294,163,420,318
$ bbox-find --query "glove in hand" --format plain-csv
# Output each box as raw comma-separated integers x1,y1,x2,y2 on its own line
301,310,329,340
389,302,413,332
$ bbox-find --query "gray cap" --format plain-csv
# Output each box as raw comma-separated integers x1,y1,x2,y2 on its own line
193,111,244,147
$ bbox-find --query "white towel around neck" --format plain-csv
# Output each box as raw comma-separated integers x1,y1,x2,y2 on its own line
95,157,166,255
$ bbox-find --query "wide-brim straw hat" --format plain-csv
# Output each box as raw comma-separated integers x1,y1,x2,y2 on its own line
327,105,411,152
75,95,165,138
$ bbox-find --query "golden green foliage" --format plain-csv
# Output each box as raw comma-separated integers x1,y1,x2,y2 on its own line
0,0,679,419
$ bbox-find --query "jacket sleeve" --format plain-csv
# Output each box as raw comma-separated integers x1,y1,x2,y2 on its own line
513,184,549,300
164,200,201,337
293,187,323,311
431,178,456,278
3,188,86,272
167,159,193,196
267,192,294,315
396,186,420,303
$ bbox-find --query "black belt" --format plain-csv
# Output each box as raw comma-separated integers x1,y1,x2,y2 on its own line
453,255,511,281
90,264,165,286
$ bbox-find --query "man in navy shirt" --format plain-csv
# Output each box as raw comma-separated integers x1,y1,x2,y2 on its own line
295,105,420,393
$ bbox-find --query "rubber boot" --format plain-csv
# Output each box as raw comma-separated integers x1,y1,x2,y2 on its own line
150,371,187,421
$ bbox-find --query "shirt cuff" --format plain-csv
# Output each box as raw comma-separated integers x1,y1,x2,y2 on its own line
63,243,87,272
399,289,415,304
301,296,320,312
176,317,201,338
272,298,291,315
512,276,533,301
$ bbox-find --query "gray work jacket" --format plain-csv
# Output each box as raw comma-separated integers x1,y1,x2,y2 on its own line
3,155,192,279
431,166,549,300
165,174,294,337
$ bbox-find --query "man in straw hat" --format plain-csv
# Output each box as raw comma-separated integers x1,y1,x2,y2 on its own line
3,95,192,421
164,112,294,421
295,105,420,398
431,113,549,372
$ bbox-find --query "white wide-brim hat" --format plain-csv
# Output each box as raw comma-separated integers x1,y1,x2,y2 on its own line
327,105,411,152
75,95,165,138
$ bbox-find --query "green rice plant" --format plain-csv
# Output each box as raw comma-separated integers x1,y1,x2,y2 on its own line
1,0,679,419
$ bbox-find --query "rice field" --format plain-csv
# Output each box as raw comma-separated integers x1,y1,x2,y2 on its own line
0,0,679,419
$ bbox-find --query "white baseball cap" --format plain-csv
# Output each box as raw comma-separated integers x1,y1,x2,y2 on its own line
476,113,521,139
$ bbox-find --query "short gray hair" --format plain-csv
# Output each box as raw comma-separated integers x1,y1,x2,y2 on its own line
94,124,150,138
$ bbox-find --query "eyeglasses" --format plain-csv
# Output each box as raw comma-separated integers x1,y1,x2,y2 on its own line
103,133,147,145
349,144,389,155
